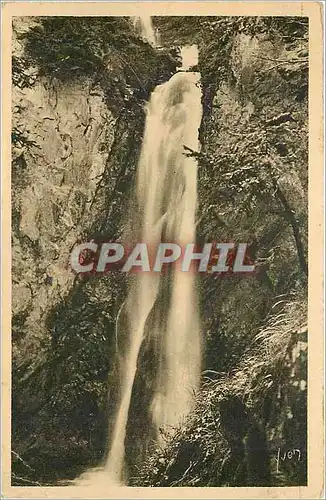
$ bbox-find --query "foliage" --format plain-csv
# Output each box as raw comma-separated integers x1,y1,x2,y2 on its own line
131,297,307,486
12,55,37,89
12,49,39,180
23,17,177,111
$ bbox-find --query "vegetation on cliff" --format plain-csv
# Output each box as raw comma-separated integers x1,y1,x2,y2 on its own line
18,17,177,109
131,298,307,486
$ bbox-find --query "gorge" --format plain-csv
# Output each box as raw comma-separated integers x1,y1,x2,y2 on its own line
11,14,308,488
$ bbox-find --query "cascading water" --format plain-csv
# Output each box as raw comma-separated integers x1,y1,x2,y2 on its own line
74,18,203,487
136,15,157,46
104,23,203,483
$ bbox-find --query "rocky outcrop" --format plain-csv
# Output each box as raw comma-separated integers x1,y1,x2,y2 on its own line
11,18,148,484
12,77,115,342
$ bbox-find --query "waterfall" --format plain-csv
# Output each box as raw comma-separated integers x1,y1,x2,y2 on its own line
104,29,203,481
135,15,157,46
73,19,203,487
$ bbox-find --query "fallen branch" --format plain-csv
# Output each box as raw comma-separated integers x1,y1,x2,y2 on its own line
11,450,35,471
11,473,41,486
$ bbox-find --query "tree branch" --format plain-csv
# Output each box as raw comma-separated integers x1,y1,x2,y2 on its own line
272,179,308,276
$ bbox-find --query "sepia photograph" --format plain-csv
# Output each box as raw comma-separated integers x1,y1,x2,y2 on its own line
1,1,324,498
